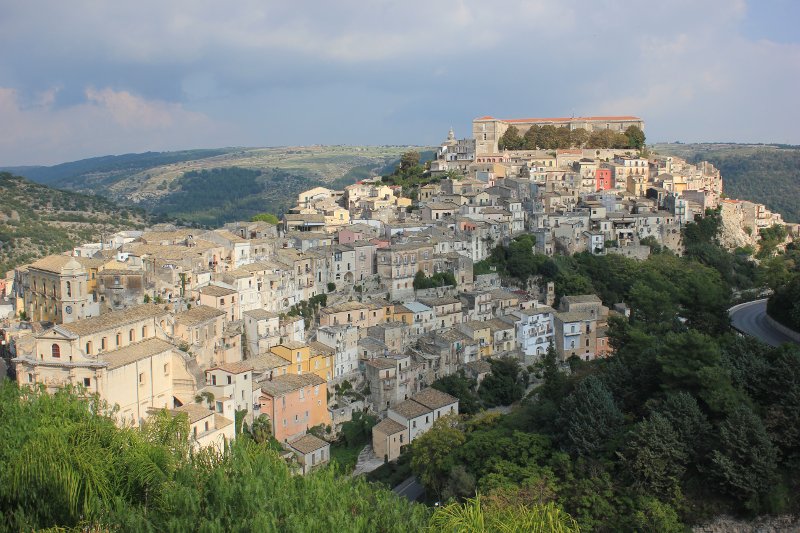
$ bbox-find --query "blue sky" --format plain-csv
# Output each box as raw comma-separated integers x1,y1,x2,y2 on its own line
0,0,798,165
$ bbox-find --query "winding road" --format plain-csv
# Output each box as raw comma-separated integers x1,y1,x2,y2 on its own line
728,299,798,347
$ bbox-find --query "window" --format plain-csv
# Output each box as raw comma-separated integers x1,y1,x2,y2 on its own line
139,372,145,385
86,341,92,355
83,377,91,387
212,375,217,385
216,401,223,413
227,375,232,385
115,333,121,346
164,363,169,375
101,337,107,351
66,281,72,297
28,373,33,383
51,344,60,358
204,421,209,432
142,326,148,338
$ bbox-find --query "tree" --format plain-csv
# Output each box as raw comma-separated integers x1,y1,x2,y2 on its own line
410,414,465,497
523,125,541,149
625,125,646,149
625,413,688,496
709,405,778,511
400,150,420,171
569,128,589,148
340,410,377,448
248,414,273,444
479,358,525,407
432,372,481,415
498,126,523,151
251,213,279,224
558,375,624,456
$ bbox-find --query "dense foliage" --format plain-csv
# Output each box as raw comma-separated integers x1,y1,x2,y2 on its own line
431,358,527,415
410,219,800,530
413,270,457,290
498,125,645,151
0,382,429,532
151,167,325,226
0,172,148,273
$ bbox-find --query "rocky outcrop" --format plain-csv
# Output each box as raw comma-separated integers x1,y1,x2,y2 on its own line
693,515,800,533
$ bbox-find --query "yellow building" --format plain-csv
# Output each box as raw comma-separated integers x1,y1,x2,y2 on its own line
271,340,332,382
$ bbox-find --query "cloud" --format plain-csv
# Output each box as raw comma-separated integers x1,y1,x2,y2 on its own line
0,86,225,166
0,0,798,164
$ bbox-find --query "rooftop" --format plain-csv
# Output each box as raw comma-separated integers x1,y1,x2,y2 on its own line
259,373,325,397
411,387,459,410
390,399,431,419
174,305,225,326
58,304,167,337
103,338,175,371
288,433,329,455
171,403,214,424
199,285,237,297
373,418,407,435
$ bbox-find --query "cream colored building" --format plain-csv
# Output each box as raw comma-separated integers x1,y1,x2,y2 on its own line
18,255,93,324
13,304,199,426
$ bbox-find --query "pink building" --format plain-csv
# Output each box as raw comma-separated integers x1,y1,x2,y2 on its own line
596,168,613,191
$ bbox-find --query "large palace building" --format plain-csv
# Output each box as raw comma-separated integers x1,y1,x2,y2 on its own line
473,115,644,156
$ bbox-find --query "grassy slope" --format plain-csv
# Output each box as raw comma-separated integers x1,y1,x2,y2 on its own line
5,146,431,226
0,172,149,274
653,143,800,223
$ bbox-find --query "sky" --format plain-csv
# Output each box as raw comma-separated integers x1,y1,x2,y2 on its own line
0,0,798,166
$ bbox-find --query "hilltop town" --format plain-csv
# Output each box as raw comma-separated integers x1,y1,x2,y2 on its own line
0,114,794,474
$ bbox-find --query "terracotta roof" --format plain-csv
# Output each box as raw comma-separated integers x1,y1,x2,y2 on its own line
29,255,83,274
59,304,167,337
390,399,430,420
411,388,458,410
248,352,291,372
365,357,397,370
174,305,225,326
200,285,237,297
171,403,214,424
289,433,329,455
208,360,253,374
373,418,407,435
259,373,325,397
243,309,279,321
465,360,492,374
483,115,641,123
102,338,175,370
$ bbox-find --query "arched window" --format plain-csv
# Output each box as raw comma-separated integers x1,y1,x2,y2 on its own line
115,333,121,346
86,341,93,355
129,329,135,342
66,281,72,297
51,344,61,358
142,326,148,338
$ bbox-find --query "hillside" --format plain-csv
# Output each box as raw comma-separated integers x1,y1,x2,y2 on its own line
653,143,800,223
3,146,425,226
0,172,149,274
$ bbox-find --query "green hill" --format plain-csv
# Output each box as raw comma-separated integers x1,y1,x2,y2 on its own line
653,143,800,223
0,172,149,274
3,146,425,226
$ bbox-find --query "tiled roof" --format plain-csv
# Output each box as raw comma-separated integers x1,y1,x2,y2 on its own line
561,294,602,305
29,255,82,274
208,360,253,374
390,399,430,420
365,357,397,370
373,418,406,435
174,305,225,326
59,304,167,337
248,353,291,372
289,433,329,455
411,388,458,410
102,338,175,370
200,285,237,297
243,308,280,321
259,373,325,397
171,403,214,424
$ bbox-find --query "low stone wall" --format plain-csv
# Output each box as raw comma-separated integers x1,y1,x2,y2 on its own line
765,313,800,343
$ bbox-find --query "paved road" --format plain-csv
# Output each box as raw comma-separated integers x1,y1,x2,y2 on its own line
729,299,798,347
393,476,425,502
